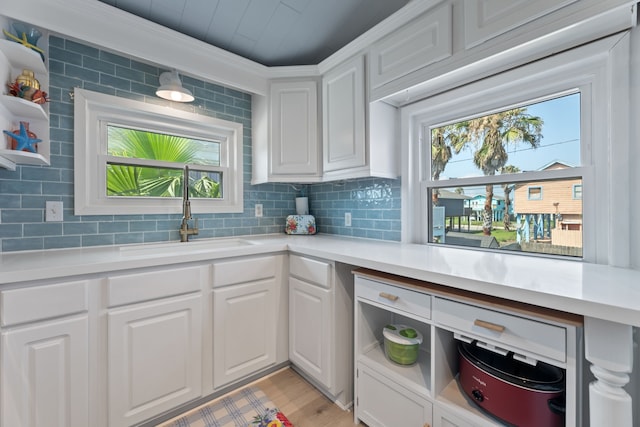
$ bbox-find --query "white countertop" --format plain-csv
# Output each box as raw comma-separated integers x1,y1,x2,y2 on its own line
1,234,639,327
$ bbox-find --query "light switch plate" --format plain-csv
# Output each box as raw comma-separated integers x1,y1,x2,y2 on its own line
46,201,64,222
255,204,263,217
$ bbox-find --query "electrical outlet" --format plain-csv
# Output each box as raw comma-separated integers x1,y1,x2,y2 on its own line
46,201,64,222
345,212,352,227
255,204,263,217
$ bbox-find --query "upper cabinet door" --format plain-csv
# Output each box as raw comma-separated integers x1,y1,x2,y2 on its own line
369,2,453,92
322,55,366,173
269,81,320,178
464,0,578,49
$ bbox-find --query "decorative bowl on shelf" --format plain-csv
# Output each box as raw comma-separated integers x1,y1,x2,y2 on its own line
11,21,42,46
3,21,45,61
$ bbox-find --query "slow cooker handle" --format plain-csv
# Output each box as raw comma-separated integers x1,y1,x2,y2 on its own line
548,397,566,415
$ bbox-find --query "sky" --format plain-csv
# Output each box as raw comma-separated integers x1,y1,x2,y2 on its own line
440,92,580,179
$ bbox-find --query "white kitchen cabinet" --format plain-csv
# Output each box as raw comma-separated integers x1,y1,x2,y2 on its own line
368,2,452,95
106,266,206,427
252,80,321,183
463,0,578,49
357,363,433,427
322,55,365,174
433,404,476,427
289,276,331,386
0,280,90,427
354,275,432,426
212,255,287,389
0,22,50,171
322,55,399,181
374,0,633,104
288,254,354,408
354,269,583,427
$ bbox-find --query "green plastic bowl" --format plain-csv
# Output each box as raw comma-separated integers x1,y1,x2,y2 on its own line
383,324,423,365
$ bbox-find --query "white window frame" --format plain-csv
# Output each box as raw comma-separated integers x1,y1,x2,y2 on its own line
401,32,631,265
74,88,243,215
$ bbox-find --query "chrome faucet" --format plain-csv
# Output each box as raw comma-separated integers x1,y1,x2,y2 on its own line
179,166,199,242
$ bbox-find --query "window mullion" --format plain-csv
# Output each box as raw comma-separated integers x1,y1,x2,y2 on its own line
428,167,586,189
103,155,185,170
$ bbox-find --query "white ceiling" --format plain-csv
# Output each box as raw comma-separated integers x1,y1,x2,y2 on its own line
96,0,411,67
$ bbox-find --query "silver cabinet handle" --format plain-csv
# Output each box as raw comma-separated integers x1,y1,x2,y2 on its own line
379,292,399,302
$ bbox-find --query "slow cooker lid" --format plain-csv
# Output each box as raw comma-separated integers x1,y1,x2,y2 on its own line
458,341,564,391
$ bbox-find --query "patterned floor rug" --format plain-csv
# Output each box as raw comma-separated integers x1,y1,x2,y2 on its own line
160,386,293,427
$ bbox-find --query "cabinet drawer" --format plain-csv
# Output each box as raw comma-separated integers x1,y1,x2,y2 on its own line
369,2,452,91
213,255,277,287
107,266,204,307
357,363,432,427
356,277,431,320
1,280,89,326
433,297,566,363
463,0,578,49
289,254,331,289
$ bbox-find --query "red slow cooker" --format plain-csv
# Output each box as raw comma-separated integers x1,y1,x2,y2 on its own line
458,341,565,427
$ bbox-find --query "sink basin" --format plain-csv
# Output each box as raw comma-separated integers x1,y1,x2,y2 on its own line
120,238,255,256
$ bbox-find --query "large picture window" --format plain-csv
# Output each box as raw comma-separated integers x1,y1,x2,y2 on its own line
401,33,631,263
74,89,243,215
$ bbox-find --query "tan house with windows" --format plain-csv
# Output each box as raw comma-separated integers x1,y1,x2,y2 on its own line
514,161,582,247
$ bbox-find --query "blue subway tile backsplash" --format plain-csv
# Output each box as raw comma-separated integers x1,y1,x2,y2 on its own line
0,36,401,252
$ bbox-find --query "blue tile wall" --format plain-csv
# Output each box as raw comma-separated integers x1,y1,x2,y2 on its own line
0,36,402,252
308,178,401,241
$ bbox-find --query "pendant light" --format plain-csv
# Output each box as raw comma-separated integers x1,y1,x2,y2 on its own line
156,70,194,102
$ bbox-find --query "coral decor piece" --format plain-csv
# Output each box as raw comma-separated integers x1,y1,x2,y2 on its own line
3,122,41,153
7,82,49,105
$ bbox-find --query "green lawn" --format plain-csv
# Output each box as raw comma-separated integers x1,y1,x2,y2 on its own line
472,228,517,244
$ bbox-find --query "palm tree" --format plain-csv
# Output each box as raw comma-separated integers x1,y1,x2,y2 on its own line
106,127,220,198
500,165,520,231
430,129,452,205
449,108,543,235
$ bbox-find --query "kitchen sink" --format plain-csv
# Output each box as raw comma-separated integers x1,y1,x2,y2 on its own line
119,237,256,256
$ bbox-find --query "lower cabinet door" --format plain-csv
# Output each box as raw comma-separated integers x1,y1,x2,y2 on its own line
357,363,432,427
108,293,203,427
1,315,89,427
289,277,332,389
212,279,277,388
433,406,472,427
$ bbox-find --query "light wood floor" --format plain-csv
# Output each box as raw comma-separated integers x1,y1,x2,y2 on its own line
159,367,365,427
253,368,365,427
256,367,366,427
